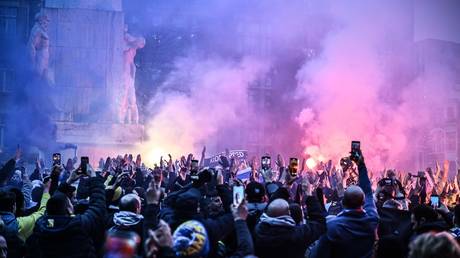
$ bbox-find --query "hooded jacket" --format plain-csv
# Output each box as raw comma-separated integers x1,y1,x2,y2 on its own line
254,196,326,258
30,176,106,258
0,191,49,258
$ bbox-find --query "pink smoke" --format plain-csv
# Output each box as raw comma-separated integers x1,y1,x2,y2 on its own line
295,2,450,170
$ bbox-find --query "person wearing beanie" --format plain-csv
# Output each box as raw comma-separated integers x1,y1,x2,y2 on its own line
161,186,234,258
30,166,106,258
173,220,210,257
245,182,267,234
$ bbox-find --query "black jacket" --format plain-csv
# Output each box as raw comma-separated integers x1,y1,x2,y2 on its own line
229,219,254,258
254,196,326,258
31,176,106,258
310,162,379,258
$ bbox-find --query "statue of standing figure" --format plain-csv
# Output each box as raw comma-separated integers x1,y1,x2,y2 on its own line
119,25,145,124
27,11,50,82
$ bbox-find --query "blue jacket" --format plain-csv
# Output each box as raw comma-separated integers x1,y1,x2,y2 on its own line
311,162,379,258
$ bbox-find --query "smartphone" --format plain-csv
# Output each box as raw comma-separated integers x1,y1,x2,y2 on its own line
351,141,361,152
80,156,89,174
289,158,299,177
191,159,199,171
233,185,244,206
430,195,439,208
52,153,61,166
261,156,271,170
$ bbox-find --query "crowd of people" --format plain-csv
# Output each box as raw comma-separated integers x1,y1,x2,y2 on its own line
1,147,460,258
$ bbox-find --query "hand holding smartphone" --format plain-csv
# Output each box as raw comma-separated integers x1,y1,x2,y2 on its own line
80,156,89,175
350,141,362,163
261,156,271,170
233,185,244,206
289,158,299,177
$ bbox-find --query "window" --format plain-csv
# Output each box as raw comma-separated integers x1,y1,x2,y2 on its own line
0,69,15,92
0,7,17,37
446,104,457,122
445,131,457,152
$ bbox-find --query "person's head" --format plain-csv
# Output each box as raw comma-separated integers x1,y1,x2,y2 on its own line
245,182,266,203
173,220,209,258
46,193,74,216
0,235,7,258
383,199,403,210
342,185,364,210
35,11,49,30
411,205,438,231
409,232,460,258
203,193,223,218
119,193,142,214
0,190,16,213
174,188,201,217
266,198,290,217
454,204,460,227
268,187,290,203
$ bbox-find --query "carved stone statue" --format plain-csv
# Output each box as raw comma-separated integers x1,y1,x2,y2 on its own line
27,11,50,82
119,25,145,124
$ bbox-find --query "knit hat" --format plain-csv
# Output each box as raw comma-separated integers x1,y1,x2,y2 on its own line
174,188,201,216
245,182,266,202
173,220,210,257
46,193,68,215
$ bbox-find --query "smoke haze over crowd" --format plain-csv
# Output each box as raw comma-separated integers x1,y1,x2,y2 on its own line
123,0,458,170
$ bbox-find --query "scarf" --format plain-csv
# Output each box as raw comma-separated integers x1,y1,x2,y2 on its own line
259,213,295,227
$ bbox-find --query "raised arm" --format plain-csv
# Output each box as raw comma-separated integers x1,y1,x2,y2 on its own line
17,178,51,240
81,167,107,234
353,151,378,219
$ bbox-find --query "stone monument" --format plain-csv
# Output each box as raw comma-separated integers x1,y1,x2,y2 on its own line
27,11,51,82
119,25,145,124
41,0,144,158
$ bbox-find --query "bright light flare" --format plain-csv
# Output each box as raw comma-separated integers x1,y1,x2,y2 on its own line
306,158,317,170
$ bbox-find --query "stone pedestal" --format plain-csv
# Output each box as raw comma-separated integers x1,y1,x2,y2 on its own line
43,1,144,160
55,122,145,162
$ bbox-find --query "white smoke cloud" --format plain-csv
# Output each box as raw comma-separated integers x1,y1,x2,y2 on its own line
136,56,269,165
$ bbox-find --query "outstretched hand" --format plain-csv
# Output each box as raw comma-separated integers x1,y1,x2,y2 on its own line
146,180,162,205
276,154,285,168
231,201,248,221
145,220,173,257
